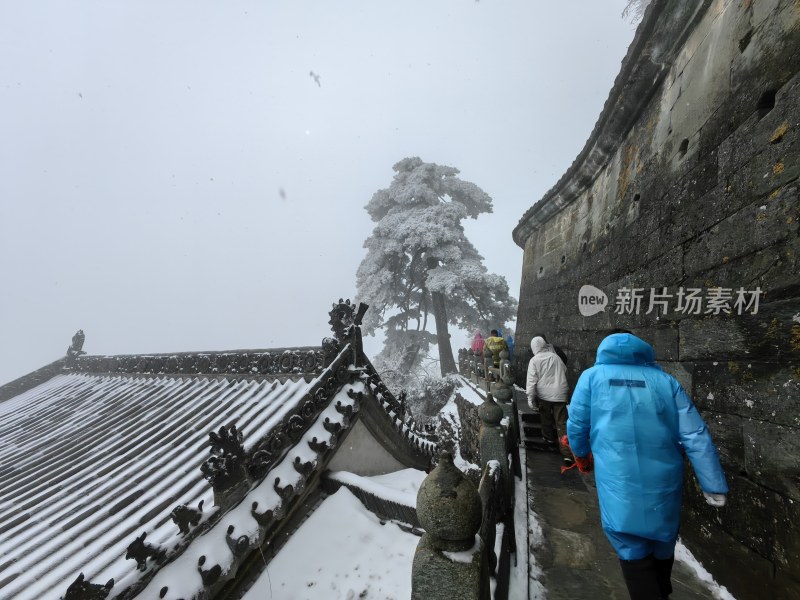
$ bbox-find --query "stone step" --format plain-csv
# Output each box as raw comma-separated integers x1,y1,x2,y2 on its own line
522,437,556,452
518,405,553,451
520,411,542,424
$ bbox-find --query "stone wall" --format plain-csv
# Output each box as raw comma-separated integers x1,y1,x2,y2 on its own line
513,0,799,597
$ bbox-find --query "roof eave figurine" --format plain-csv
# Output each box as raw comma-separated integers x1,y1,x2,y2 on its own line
67,330,87,357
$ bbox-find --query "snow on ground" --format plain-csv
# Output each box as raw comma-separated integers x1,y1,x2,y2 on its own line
437,376,486,475
508,450,546,600
675,540,737,600
455,376,487,406
326,468,427,507
242,487,419,600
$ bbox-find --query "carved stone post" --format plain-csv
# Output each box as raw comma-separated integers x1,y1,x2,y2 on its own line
412,452,490,600
200,425,249,508
470,350,480,383
478,393,510,519
478,394,508,483
489,350,513,404
482,348,493,391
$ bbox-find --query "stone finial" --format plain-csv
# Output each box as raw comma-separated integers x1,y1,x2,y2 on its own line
478,393,503,426
321,336,341,367
416,451,482,552
489,380,512,403
328,298,356,341
125,532,165,571
170,500,204,536
63,573,114,600
67,330,86,357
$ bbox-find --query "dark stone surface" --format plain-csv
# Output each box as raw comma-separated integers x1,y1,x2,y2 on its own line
692,360,800,427
527,451,716,600
513,3,800,596
411,533,489,600
455,393,481,467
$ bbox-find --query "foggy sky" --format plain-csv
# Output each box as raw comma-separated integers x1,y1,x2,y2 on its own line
0,1,636,385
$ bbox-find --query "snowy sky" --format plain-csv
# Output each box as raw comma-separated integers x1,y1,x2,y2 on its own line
0,1,637,386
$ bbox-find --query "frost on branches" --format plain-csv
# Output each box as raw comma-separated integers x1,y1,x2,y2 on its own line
622,0,652,23
356,157,517,380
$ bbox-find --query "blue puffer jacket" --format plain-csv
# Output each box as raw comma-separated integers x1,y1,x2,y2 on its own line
567,334,728,555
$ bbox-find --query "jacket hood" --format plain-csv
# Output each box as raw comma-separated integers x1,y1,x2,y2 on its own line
595,333,656,365
530,336,550,355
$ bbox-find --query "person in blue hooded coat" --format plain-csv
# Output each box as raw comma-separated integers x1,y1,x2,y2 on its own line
567,332,728,600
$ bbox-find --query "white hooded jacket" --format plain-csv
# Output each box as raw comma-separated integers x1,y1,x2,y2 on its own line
526,336,569,405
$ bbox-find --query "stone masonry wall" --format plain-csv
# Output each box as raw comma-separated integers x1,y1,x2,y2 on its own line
513,0,799,597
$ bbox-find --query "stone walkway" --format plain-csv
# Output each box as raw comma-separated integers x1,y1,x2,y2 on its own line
524,449,719,599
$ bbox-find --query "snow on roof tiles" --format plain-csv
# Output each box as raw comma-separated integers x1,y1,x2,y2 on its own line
0,369,325,600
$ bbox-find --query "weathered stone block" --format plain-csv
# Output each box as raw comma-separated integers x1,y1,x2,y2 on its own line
679,299,800,362
683,472,799,568
479,425,508,483
703,410,745,473
455,394,481,467
682,191,799,278
717,70,800,184
692,360,800,428
411,533,489,600
685,235,800,304
679,315,749,361
667,2,736,153
742,419,800,501
680,513,777,600
730,0,800,100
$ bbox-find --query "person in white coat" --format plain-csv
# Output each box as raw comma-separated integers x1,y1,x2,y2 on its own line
526,336,572,463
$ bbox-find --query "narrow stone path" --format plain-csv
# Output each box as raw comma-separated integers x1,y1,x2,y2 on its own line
524,449,719,599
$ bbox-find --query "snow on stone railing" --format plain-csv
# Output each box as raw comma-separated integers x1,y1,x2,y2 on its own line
478,460,503,577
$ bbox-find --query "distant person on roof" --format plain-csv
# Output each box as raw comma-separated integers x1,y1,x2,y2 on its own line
567,331,728,600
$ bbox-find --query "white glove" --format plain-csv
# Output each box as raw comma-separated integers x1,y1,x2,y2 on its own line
703,491,727,507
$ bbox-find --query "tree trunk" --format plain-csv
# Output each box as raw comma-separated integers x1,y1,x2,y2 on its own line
430,290,457,375
426,258,457,376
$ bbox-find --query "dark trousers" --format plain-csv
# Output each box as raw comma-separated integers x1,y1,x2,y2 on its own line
618,554,674,599
539,401,571,459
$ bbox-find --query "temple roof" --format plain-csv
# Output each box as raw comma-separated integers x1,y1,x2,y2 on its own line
0,300,437,600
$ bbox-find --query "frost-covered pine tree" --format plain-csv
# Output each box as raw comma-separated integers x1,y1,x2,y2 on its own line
356,157,517,378
622,0,652,23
